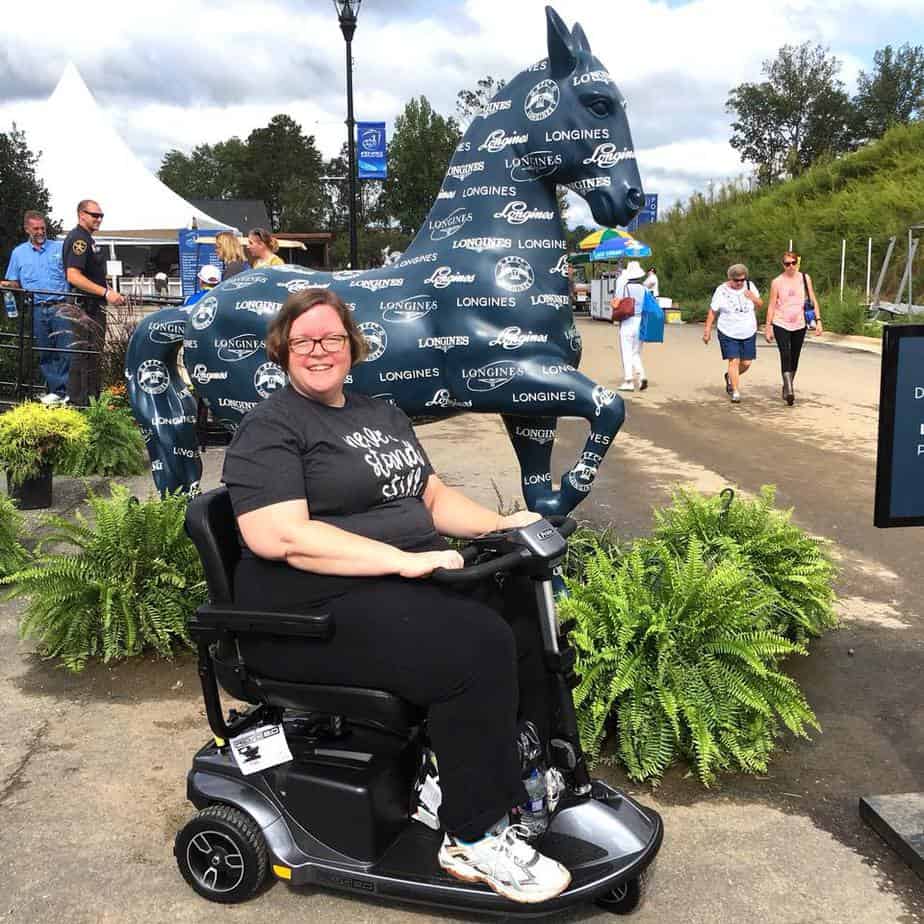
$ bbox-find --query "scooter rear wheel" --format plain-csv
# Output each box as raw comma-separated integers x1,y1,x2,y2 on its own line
175,804,268,903
594,875,642,914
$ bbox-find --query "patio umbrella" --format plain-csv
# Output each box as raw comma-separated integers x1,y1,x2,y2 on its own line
589,234,652,262
578,227,647,251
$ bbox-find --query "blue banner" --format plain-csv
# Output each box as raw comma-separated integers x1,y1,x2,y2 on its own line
178,229,222,298
357,122,387,179
626,194,658,233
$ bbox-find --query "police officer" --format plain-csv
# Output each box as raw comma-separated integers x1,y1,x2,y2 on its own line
2,210,70,403
62,199,125,405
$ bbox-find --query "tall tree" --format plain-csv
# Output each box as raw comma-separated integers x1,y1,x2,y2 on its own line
854,44,924,141
456,75,507,129
381,97,461,235
0,126,56,270
158,138,248,200
727,43,855,184
240,115,325,230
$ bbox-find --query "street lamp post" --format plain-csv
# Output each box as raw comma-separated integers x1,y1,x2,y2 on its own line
333,0,362,269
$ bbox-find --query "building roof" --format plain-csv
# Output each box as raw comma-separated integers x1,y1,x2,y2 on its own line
188,199,272,233
22,64,231,236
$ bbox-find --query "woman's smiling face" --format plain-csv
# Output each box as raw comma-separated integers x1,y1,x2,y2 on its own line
285,304,352,406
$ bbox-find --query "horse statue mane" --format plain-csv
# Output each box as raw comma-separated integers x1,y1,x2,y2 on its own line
126,6,644,515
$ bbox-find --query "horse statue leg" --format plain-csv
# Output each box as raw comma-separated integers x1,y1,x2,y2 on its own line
502,414,559,512
125,307,202,495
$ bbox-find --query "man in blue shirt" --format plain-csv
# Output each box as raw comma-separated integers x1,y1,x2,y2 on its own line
2,210,71,404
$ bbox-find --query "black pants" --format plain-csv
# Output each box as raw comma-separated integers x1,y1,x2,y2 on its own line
67,298,106,406
772,324,807,376
236,568,552,841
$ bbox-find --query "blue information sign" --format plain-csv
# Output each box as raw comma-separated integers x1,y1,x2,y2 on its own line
357,122,387,179
178,229,222,298
874,324,924,526
625,194,658,233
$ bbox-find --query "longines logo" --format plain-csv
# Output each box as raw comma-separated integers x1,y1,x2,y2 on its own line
148,320,185,344
507,150,562,182
452,237,512,253
524,79,560,121
137,359,170,395
350,278,404,292
215,335,266,362
478,129,529,153
424,267,476,289
582,144,636,168
253,362,287,398
550,255,569,277
429,208,472,241
446,161,486,182
494,202,555,225
218,397,259,411
592,384,619,416
381,294,438,324
277,279,329,294
531,293,570,309
514,425,555,444
463,359,524,392
358,321,387,360
546,128,610,142
235,298,280,315
489,326,549,350
396,252,438,268
417,335,470,353
425,389,472,409
190,296,219,330
479,99,512,118
221,274,268,290
191,364,229,384
567,176,612,193
332,270,364,280
495,256,535,293
573,70,615,86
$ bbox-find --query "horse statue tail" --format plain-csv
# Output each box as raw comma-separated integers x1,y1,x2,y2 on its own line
125,306,202,495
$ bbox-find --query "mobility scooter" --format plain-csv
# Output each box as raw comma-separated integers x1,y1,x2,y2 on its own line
175,487,662,915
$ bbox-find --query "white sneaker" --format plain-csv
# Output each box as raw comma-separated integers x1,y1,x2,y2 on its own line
39,393,62,405
731,390,741,403
438,824,571,904
617,381,635,392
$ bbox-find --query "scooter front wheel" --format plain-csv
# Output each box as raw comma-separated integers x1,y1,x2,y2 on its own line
175,804,269,903
594,875,642,914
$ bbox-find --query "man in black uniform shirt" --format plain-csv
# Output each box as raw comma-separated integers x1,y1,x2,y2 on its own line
62,199,126,405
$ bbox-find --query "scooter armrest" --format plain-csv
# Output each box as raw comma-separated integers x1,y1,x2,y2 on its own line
189,604,333,639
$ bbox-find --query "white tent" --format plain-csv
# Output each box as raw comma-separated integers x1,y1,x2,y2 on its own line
24,63,231,237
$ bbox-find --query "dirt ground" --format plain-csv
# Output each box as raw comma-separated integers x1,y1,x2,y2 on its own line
2,319,922,923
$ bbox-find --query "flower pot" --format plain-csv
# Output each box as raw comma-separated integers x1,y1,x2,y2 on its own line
7,464,53,510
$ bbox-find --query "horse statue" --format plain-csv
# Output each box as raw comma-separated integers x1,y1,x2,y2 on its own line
126,6,644,516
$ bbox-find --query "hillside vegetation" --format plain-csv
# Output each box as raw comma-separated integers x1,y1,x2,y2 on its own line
642,122,924,327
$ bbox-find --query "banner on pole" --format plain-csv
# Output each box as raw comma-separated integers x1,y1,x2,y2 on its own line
357,122,387,179
626,194,658,233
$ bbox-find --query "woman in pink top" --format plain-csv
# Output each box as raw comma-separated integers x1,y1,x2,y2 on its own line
764,251,822,405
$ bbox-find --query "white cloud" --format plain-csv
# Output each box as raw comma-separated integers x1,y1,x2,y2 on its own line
2,0,921,228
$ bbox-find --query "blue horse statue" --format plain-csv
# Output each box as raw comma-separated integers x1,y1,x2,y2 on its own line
126,6,644,516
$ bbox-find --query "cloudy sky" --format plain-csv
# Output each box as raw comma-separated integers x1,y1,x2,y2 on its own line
2,0,923,229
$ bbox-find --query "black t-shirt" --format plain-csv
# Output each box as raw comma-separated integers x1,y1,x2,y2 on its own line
62,225,107,291
223,386,444,603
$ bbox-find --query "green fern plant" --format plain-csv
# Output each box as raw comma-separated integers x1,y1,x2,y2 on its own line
3,485,205,671
63,394,147,477
561,538,819,785
0,492,31,577
652,486,838,642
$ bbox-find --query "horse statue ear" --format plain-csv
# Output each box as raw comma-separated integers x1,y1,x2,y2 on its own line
546,6,577,80
571,22,592,54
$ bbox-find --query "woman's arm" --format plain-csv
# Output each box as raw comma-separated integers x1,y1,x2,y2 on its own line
764,279,778,339
423,474,539,538
806,274,824,333
703,308,717,343
237,499,461,578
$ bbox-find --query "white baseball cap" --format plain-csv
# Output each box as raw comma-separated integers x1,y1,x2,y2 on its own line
197,264,221,285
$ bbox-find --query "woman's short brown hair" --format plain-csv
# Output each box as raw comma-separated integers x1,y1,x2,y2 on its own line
249,227,278,253
266,288,368,371
783,250,800,263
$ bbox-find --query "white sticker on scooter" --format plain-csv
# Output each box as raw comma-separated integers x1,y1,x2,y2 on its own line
229,723,293,776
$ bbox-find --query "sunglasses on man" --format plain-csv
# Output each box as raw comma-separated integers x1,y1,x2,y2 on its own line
81,209,104,219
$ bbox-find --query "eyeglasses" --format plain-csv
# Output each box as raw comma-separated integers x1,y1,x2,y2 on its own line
81,210,104,219
288,334,349,355
730,277,746,284
782,260,797,266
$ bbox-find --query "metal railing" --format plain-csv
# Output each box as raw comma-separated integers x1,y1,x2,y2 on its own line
0,286,183,407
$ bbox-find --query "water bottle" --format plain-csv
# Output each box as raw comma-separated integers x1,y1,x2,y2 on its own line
3,291,17,319
519,768,549,837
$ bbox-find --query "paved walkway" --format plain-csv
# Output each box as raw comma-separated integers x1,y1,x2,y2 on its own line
1,318,921,922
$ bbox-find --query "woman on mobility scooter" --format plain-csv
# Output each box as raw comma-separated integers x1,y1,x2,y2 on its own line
221,287,570,904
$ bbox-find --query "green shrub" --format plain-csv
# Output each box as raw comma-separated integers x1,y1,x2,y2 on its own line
3,485,205,671
562,523,622,583
64,394,147,477
0,402,89,486
562,539,819,785
0,493,31,577
651,486,838,643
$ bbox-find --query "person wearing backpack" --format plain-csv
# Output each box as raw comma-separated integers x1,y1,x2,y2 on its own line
764,251,823,406
703,263,763,404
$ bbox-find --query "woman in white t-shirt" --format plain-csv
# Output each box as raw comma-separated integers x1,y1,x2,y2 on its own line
615,261,648,392
702,263,763,403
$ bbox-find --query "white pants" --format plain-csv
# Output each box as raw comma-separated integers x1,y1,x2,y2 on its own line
619,315,645,382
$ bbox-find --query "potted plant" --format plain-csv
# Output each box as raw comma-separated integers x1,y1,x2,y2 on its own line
0,402,89,509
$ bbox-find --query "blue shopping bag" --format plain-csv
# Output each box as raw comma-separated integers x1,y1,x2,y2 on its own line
639,290,664,343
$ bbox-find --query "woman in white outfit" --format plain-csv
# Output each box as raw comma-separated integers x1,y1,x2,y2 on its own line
616,261,648,392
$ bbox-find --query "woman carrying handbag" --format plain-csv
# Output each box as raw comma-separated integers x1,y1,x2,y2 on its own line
612,261,649,392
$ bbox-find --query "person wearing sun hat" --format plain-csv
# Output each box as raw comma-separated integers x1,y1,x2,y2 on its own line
614,260,649,392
